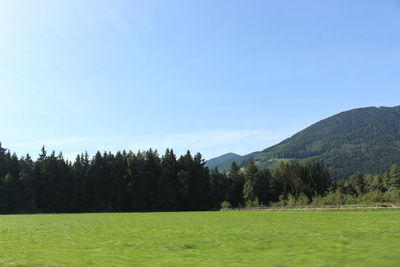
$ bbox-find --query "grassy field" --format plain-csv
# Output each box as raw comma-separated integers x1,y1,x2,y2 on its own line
0,210,399,266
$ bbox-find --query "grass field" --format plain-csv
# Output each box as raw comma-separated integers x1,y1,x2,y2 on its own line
0,210,400,266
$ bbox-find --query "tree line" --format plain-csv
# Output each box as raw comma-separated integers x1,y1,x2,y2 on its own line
0,142,399,213
310,164,400,207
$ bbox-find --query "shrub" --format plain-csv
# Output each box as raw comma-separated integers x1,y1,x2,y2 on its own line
245,199,260,208
272,194,287,208
362,191,384,205
296,193,310,206
287,194,296,207
384,190,400,205
220,201,232,210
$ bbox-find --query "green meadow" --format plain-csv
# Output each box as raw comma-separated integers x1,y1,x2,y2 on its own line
1,210,400,266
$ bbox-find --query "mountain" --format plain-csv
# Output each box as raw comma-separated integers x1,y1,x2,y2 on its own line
205,153,242,171
205,152,259,171
207,106,400,179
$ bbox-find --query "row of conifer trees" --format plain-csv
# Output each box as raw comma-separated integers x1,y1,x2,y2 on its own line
1,142,399,213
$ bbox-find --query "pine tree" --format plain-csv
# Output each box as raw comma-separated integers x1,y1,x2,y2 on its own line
227,161,245,207
209,167,231,208
158,149,179,210
243,159,259,205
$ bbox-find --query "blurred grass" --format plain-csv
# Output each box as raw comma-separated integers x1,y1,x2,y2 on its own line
0,210,399,266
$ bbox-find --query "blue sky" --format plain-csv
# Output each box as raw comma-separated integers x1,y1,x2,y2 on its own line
1,0,400,160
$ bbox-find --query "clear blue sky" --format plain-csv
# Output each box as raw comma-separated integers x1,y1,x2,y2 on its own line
1,0,400,160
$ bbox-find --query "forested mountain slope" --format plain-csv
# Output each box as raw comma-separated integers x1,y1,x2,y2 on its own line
205,152,259,171
207,106,400,179
205,153,242,171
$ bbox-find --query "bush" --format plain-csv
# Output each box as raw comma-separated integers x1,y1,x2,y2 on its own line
284,193,310,207
311,191,358,206
220,201,232,210
296,193,310,206
384,190,400,205
362,191,384,205
245,199,260,208
287,194,296,207
272,194,287,208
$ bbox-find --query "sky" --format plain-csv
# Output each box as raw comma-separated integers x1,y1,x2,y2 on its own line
1,0,400,160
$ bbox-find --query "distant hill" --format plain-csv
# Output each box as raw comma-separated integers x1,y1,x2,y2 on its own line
205,152,259,171
207,106,400,179
205,153,242,171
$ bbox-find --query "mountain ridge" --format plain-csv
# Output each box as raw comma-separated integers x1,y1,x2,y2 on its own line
206,106,400,179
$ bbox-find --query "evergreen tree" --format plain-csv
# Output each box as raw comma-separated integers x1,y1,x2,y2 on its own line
34,146,51,211
226,161,245,208
158,149,179,210
19,154,36,211
387,164,400,190
209,167,231,209
178,151,211,210
254,169,272,204
0,142,7,178
110,151,129,211
349,173,366,195
303,161,331,197
142,149,162,210
0,172,19,212
72,152,90,211
243,159,259,205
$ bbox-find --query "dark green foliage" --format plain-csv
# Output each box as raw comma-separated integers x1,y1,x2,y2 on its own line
72,152,90,211
243,159,261,204
226,162,245,208
385,164,400,190
0,144,214,213
157,149,179,210
271,161,331,201
3,141,398,213
0,173,19,212
255,169,272,204
177,152,212,210
209,168,231,209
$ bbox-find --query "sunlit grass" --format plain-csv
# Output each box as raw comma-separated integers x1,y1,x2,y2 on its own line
0,210,399,266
